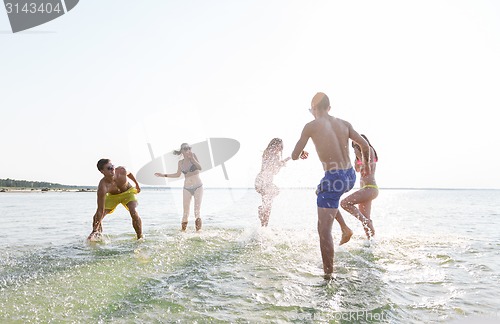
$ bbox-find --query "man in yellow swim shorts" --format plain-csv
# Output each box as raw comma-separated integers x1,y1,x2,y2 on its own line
87,159,143,241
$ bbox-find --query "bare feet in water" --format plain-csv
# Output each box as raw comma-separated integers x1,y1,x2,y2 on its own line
339,228,353,245
362,218,375,239
87,231,102,242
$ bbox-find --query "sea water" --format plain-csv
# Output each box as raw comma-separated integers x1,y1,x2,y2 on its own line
0,188,499,323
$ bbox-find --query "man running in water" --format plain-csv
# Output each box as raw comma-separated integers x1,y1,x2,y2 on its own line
291,92,372,277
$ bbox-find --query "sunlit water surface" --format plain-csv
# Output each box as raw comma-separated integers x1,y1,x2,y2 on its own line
1,189,499,323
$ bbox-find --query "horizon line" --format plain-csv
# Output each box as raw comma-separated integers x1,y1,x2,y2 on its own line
68,186,500,190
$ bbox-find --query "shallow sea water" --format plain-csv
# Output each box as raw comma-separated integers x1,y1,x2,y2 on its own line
1,188,499,323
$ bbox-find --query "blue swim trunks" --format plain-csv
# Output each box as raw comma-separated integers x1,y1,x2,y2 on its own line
316,167,356,209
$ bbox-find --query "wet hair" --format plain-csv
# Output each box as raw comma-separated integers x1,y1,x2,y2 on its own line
263,138,283,157
173,143,190,155
97,158,110,171
311,92,330,110
353,135,378,161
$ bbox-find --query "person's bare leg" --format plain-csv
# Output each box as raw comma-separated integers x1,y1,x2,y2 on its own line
359,201,373,239
341,190,375,238
194,187,203,231
88,210,110,240
258,205,265,226
343,203,374,238
182,189,192,231
335,210,353,245
127,201,142,239
263,199,273,227
259,194,269,227
260,192,274,227
317,207,336,277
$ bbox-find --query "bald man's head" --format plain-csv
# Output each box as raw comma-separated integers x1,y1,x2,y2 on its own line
311,92,330,110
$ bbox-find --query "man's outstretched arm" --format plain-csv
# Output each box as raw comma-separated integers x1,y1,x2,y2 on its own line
127,171,141,193
292,125,310,160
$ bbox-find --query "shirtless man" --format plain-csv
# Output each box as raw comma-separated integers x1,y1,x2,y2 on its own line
87,159,143,241
291,92,373,277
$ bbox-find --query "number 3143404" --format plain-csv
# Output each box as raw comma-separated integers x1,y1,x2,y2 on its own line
5,2,62,14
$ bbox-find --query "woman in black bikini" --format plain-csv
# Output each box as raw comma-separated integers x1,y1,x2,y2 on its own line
155,143,203,231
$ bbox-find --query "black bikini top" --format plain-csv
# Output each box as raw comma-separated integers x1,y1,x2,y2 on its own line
181,163,198,174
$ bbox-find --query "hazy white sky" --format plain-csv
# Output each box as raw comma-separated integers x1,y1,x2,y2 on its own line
1,0,499,189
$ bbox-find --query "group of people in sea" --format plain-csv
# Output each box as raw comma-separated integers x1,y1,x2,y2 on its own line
87,92,379,278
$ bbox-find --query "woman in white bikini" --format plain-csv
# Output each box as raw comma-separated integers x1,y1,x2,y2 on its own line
255,138,290,227
155,143,203,231
340,134,378,239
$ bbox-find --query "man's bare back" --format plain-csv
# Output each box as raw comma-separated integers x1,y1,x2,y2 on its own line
292,93,370,174
304,116,353,171
291,92,371,277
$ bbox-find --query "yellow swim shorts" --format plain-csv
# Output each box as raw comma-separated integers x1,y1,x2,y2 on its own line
105,187,138,214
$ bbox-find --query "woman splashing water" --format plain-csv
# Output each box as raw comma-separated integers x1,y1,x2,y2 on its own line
341,134,378,239
255,138,290,227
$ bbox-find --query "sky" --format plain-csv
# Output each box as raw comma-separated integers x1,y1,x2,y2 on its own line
1,0,499,189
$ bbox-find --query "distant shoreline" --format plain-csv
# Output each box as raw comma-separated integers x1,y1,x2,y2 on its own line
0,187,97,193
1,186,498,193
